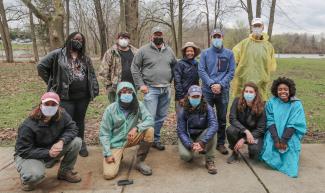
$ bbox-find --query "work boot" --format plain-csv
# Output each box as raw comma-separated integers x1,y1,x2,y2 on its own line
45,159,60,168
216,144,229,155
136,141,152,176
79,141,88,157
227,151,240,164
57,170,82,183
152,141,165,151
205,160,217,175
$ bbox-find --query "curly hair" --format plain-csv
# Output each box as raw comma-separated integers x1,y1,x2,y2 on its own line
237,82,265,116
183,95,208,114
271,77,296,98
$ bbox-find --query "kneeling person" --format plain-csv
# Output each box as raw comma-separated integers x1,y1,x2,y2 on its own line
99,82,154,179
14,92,82,191
177,85,218,174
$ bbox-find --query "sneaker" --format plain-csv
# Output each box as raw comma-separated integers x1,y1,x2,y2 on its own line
79,142,89,157
227,152,240,164
45,159,60,168
136,161,152,176
205,160,217,175
152,142,165,151
216,144,229,155
57,170,81,183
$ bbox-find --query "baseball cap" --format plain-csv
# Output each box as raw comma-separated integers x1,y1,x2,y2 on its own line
41,92,60,104
151,26,163,34
117,31,130,39
188,85,202,97
211,28,224,36
251,18,264,25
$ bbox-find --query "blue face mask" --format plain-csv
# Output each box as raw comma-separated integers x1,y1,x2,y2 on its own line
212,38,223,48
120,93,133,103
189,98,201,107
244,93,256,102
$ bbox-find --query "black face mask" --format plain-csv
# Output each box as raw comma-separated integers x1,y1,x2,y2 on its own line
153,37,164,46
71,40,83,51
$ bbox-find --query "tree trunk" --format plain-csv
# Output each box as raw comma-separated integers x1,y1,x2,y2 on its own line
169,0,178,54
177,0,183,57
29,9,39,62
119,0,126,31
204,0,210,46
65,0,70,38
267,0,276,42
247,0,253,32
125,0,139,47
94,0,108,59
0,0,14,62
256,0,262,18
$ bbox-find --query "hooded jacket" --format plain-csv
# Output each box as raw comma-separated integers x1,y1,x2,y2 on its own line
99,82,154,157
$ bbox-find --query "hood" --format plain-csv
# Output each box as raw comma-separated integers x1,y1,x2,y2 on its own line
116,81,136,102
249,32,269,42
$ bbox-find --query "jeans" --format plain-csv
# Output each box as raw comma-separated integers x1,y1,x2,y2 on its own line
61,98,90,140
143,86,171,143
15,137,82,185
203,90,229,145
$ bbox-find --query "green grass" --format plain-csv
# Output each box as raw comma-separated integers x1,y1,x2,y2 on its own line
0,58,324,133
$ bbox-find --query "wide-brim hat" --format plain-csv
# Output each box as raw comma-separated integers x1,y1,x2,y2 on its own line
181,42,201,58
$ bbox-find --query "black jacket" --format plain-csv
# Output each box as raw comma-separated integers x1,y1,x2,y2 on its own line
37,48,99,100
173,58,200,100
14,110,79,161
229,97,266,138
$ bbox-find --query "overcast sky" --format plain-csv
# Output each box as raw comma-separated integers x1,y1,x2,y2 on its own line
5,0,325,35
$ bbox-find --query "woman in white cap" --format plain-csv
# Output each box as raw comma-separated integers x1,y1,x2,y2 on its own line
177,85,218,174
14,92,82,191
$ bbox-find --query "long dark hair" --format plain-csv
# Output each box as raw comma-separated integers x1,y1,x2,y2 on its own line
64,32,86,61
237,82,264,116
183,95,208,114
29,103,63,122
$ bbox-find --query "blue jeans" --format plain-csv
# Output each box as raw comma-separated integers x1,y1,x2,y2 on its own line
143,86,171,143
203,90,229,145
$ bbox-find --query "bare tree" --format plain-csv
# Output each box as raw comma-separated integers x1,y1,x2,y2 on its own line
29,9,39,62
0,0,14,62
125,0,139,47
267,0,276,41
65,0,70,38
94,0,108,59
239,0,253,31
256,0,262,18
119,0,126,31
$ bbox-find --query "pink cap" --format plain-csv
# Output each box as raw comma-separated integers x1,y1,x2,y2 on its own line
41,92,60,104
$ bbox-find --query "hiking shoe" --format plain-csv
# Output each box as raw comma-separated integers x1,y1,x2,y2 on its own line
45,159,60,168
152,142,165,151
205,160,217,175
136,161,152,176
216,144,229,155
79,142,89,157
57,170,81,183
227,152,240,164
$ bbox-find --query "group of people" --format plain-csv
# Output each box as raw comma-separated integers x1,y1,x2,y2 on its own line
14,17,307,191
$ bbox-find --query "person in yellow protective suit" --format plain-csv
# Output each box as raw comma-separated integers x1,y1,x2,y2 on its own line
232,18,277,100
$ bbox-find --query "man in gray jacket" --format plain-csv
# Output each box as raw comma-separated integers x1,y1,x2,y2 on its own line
131,27,177,151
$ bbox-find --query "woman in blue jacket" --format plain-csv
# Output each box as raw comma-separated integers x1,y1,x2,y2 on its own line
260,77,307,177
177,85,218,174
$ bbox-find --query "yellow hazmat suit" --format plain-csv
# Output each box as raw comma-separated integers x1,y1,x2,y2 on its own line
232,33,277,100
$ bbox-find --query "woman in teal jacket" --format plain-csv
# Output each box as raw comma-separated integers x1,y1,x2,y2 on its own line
99,82,154,179
260,77,307,177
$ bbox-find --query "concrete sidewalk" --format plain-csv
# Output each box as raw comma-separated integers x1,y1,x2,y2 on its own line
0,144,324,193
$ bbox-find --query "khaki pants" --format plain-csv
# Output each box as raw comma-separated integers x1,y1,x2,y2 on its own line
103,128,154,180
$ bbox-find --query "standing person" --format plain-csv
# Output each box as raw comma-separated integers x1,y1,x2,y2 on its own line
131,26,177,151
99,32,138,103
232,18,277,100
226,82,266,164
198,28,235,155
177,85,218,174
37,32,99,157
260,77,307,178
99,82,154,179
174,42,201,114
15,92,82,191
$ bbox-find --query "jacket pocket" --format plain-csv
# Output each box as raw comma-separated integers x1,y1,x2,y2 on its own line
217,57,229,72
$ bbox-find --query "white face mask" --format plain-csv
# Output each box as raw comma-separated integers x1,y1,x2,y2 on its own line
41,104,58,117
118,38,129,48
252,27,263,36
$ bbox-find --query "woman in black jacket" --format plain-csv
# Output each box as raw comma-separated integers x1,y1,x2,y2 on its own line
37,32,99,157
226,82,266,163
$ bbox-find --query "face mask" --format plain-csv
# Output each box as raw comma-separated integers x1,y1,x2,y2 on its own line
244,93,256,102
153,37,164,46
212,38,223,49
252,27,263,36
189,98,201,107
71,40,83,51
118,39,129,48
41,104,58,117
120,93,133,103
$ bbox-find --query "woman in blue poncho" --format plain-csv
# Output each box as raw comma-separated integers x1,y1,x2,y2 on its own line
260,77,307,177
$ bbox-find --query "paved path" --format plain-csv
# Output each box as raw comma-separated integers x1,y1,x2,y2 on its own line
0,144,324,193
